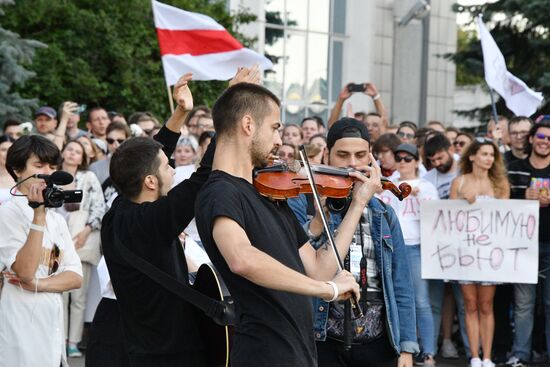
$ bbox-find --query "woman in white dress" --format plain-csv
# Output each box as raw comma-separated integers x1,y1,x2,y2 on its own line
450,137,510,367
0,135,82,367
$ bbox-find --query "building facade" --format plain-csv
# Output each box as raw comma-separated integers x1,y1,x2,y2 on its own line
228,0,458,126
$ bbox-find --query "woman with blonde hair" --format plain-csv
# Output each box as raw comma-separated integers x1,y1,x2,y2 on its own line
449,137,510,367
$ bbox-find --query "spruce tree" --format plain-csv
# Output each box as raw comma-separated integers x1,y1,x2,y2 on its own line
0,0,45,124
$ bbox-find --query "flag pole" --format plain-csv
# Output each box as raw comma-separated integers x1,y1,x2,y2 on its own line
487,84,499,129
167,84,175,114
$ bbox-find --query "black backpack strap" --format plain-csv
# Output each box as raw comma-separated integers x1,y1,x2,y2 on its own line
112,217,233,325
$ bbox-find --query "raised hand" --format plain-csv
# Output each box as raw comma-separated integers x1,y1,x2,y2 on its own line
173,73,194,111
229,64,261,87
364,82,379,97
338,84,352,101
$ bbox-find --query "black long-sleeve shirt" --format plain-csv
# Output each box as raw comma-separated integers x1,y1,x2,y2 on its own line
101,126,215,366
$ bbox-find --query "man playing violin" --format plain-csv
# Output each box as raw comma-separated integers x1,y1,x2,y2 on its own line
288,118,419,367
195,83,382,366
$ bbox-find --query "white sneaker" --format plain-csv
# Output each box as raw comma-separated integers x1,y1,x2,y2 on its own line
440,339,459,359
481,359,495,367
470,357,482,367
505,356,524,367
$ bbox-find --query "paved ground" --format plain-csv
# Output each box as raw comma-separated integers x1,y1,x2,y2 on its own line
68,355,469,366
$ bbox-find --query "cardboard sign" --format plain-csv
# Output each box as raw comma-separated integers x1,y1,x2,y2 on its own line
421,200,539,284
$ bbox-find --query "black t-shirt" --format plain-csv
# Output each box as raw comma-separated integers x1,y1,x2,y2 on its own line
195,170,316,367
100,127,216,366
504,150,522,168
508,158,550,242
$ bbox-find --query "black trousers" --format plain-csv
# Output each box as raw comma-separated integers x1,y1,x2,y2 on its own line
86,298,131,367
317,336,397,367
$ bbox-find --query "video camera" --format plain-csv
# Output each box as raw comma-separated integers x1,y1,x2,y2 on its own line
28,171,83,208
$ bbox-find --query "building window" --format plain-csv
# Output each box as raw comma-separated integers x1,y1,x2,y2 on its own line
264,0,346,124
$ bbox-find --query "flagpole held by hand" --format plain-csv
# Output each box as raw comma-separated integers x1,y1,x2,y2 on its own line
167,85,175,114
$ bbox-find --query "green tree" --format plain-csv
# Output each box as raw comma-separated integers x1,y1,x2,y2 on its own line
0,0,45,123
2,0,255,122
450,0,550,121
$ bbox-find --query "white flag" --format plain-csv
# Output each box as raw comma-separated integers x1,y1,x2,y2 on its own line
152,0,272,85
477,15,543,116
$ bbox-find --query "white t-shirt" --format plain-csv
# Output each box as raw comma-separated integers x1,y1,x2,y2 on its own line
377,178,439,245
173,164,201,242
0,196,83,367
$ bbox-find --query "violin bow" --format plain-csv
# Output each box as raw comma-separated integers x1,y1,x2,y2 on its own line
297,145,363,319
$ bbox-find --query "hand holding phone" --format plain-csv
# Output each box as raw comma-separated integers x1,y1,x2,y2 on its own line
347,83,366,93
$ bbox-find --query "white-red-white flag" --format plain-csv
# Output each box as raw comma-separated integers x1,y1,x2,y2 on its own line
477,15,543,116
152,0,272,85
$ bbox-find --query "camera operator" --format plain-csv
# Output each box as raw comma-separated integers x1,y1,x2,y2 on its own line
0,135,83,367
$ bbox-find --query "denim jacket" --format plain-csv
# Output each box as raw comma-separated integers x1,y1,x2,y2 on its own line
288,194,419,355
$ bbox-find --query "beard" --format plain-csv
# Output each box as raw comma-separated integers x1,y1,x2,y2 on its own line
436,153,454,174
250,137,270,168
533,146,550,159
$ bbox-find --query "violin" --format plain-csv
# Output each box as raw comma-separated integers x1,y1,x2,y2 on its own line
253,162,412,201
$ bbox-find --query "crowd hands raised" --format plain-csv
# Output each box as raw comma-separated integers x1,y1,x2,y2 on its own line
0,67,548,367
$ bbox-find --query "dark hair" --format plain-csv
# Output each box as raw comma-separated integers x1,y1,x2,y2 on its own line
525,119,550,155
414,127,435,145
372,133,401,155
6,135,61,181
212,83,280,137
87,106,107,121
398,121,418,131
456,131,474,142
110,137,163,199
509,116,534,129
353,112,366,121
424,133,451,158
198,130,215,146
3,118,21,131
62,140,89,171
128,111,160,128
106,120,131,138
0,135,15,145
301,116,324,129
184,106,211,127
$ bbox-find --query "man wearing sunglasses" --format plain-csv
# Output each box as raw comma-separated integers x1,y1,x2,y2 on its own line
506,119,550,367
0,135,83,366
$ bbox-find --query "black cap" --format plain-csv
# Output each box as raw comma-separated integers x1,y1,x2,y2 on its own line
326,118,370,150
394,143,419,160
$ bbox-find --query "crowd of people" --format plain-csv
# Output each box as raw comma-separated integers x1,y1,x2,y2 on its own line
0,71,548,367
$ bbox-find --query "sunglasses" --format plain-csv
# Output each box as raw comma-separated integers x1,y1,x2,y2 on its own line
453,141,467,148
397,132,415,139
106,138,125,145
49,244,60,275
395,155,415,163
475,137,493,143
535,133,550,141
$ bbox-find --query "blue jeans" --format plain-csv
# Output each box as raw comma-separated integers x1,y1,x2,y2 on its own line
430,280,471,358
512,245,550,361
407,245,435,355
